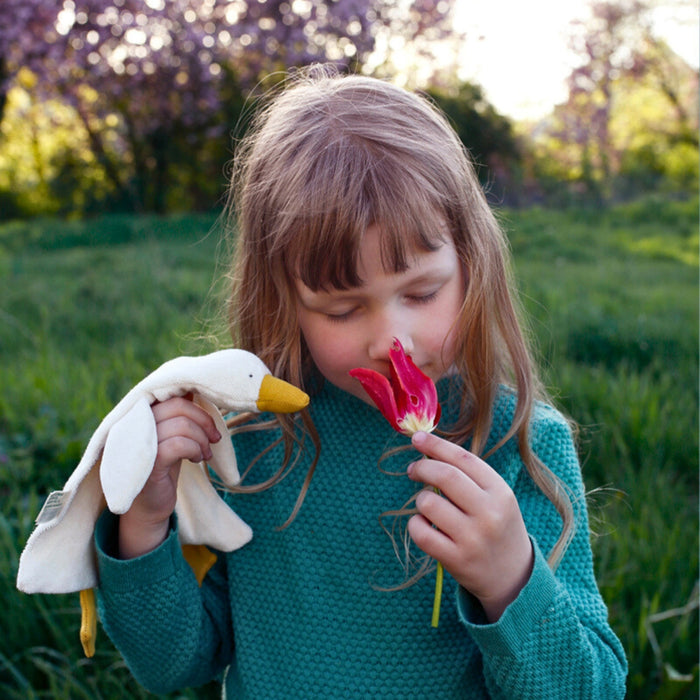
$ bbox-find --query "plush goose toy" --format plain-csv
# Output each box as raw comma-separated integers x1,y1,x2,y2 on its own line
16,349,309,656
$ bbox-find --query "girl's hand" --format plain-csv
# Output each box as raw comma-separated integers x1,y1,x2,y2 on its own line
118,395,222,559
407,431,534,622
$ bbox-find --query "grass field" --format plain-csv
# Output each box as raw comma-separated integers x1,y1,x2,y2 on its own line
1,198,698,698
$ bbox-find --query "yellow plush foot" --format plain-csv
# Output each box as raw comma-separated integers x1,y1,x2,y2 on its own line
181,544,218,585
76,546,216,657
79,588,97,657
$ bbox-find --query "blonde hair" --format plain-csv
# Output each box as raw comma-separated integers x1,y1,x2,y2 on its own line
223,65,574,568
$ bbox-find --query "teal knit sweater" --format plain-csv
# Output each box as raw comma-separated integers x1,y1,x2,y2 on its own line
96,380,627,698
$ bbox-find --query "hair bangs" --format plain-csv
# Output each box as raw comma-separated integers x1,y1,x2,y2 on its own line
284,135,449,292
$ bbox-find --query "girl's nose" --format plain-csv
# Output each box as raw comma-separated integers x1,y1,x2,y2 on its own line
368,328,414,362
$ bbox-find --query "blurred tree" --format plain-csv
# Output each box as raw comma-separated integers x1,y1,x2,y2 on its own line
0,75,114,217
0,0,457,214
426,82,521,203
526,0,698,203
612,48,699,195
637,28,699,149
0,0,58,123
563,0,651,199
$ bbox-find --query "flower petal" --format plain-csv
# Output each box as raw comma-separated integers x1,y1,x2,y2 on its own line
348,367,402,432
350,339,441,436
388,339,439,427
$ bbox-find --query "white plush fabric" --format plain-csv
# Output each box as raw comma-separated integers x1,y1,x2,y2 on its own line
17,350,284,594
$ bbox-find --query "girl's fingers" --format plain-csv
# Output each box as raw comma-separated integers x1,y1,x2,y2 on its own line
411,431,495,489
152,396,222,445
150,396,223,468
408,433,534,620
155,434,212,467
408,431,514,533
408,457,481,512
407,512,457,564
156,413,213,446
413,487,468,541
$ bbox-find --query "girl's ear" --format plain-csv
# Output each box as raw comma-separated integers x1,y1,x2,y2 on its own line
99,396,158,514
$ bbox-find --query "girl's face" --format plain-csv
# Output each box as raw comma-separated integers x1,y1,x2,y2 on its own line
295,224,465,405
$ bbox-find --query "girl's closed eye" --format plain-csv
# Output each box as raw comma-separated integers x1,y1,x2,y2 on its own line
406,289,440,305
326,308,357,323
325,290,439,321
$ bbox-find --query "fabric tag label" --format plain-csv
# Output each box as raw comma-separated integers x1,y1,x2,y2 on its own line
36,491,70,525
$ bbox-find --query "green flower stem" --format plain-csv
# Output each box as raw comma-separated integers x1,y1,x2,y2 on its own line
431,484,444,628
432,560,444,627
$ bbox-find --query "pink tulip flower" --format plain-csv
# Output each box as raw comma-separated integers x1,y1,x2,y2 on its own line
349,339,441,436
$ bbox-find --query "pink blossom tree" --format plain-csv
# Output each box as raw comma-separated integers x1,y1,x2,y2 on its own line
527,0,698,203
1,0,456,212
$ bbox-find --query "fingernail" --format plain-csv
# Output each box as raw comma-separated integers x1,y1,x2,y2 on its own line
412,431,427,446
212,429,222,442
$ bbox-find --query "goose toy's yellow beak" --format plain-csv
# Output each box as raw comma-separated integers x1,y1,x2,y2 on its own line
256,374,309,414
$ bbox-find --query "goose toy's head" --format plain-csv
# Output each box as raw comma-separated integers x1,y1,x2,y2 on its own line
147,349,309,415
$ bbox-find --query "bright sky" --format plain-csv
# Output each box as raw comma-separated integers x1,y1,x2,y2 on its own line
450,0,700,120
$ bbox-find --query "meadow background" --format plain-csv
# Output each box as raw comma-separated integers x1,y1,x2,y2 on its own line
1,0,698,697
0,196,697,699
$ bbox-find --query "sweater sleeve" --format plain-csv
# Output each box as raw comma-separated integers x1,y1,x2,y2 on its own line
457,407,628,699
94,510,234,695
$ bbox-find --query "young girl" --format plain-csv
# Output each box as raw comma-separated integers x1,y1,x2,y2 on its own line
95,65,627,698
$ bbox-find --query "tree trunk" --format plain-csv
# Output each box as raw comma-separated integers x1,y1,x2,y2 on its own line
75,98,138,211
